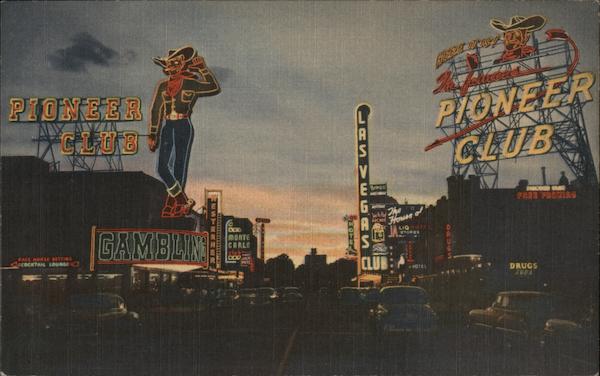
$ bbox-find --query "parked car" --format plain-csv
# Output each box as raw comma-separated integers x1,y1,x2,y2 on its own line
238,288,258,306
8,292,143,364
318,287,333,300
339,287,363,307
468,291,563,347
51,293,141,339
278,287,303,304
541,307,598,375
255,287,278,306
370,286,437,337
215,289,239,308
360,287,380,308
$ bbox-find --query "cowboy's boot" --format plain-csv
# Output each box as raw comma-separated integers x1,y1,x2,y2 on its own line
167,182,195,217
160,194,177,218
174,190,196,217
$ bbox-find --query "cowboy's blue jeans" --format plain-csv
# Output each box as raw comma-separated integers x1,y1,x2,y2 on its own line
156,119,194,190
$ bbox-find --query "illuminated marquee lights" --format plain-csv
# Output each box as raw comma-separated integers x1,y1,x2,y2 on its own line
516,190,576,200
8,97,142,123
355,103,387,272
90,227,207,271
444,224,452,259
8,256,79,269
205,190,223,270
509,261,539,276
427,16,597,189
224,219,252,264
432,72,594,164
7,97,143,156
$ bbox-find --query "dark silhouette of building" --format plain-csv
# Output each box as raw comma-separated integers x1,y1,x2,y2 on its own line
302,248,327,292
1,156,199,271
305,248,326,269
411,174,598,300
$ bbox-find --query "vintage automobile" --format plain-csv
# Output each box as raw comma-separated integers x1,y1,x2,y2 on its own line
338,287,363,307
370,286,438,337
214,288,240,308
255,287,278,306
47,293,141,342
278,287,304,304
8,292,143,366
468,291,563,347
360,287,380,308
237,287,277,307
238,288,258,306
540,309,599,375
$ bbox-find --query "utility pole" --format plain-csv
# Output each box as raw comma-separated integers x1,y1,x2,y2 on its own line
255,218,271,261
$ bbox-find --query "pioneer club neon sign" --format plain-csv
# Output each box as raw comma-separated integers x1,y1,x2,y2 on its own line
8,97,142,155
427,16,595,166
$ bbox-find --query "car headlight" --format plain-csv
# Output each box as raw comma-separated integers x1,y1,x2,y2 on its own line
378,307,389,317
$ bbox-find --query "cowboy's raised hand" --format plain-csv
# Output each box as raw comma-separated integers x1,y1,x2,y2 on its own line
148,134,159,152
192,56,206,70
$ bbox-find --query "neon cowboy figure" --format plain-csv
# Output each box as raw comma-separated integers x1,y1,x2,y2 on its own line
148,46,220,217
490,15,547,64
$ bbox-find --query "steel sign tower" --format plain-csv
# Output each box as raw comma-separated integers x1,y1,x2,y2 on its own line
429,25,597,188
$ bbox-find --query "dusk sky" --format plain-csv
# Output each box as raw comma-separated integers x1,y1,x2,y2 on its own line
2,1,598,266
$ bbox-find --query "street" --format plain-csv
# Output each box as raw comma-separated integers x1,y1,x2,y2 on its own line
4,295,597,376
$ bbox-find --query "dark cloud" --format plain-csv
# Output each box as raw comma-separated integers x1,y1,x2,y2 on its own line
48,32,120,72
121,49,137,65
210,66,233,83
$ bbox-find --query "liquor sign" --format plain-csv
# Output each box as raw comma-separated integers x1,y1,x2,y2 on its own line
386,204,425,240
206,190,223,270
427,15,597,188
90,227,207,271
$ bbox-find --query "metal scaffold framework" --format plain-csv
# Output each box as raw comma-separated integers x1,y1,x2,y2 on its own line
33,98,136,172
436,31,597,188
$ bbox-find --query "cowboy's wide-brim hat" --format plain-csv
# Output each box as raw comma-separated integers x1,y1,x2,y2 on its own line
153,46,197,68
490,15,547,32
